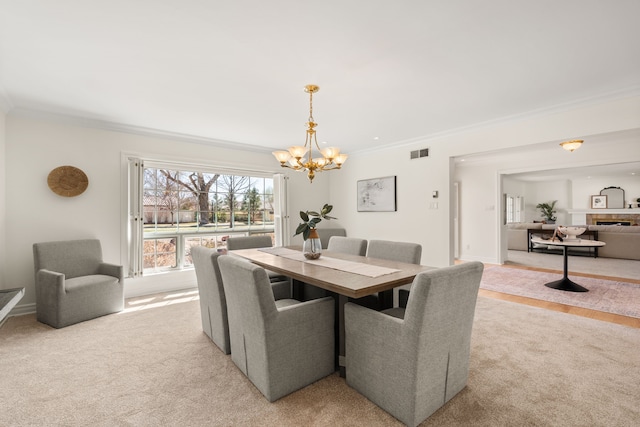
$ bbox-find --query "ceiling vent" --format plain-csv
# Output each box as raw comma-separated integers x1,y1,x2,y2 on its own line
410,148,429,160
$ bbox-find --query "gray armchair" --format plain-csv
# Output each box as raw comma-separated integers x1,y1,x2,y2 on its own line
33,239,124,328
191,246,230,354
226,235,290,300
327,236,367,256
218,255,335,402
345,262,484,426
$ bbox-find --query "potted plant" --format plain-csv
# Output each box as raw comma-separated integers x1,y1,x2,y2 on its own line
536,200,557,224
294,203,336,259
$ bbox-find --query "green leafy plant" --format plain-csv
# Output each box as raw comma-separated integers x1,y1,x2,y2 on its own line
536,200,558,222
294,203,336,240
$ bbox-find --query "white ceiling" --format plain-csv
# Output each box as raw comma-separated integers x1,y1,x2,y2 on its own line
1,1,639,154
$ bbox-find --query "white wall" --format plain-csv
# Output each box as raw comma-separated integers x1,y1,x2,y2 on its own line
450,161,499,263
4,115,327,308
502,176,527,199
525,181,572,224
332,95,640,267
328,144,450,266
572,176,640,209
0,110,6,289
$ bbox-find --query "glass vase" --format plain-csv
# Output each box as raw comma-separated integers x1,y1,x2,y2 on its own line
303,228,322,260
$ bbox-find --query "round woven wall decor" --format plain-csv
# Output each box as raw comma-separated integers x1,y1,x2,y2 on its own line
47,166,89,197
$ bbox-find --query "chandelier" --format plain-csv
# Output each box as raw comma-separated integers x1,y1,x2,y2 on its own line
272,85,348,183
559,139,583,152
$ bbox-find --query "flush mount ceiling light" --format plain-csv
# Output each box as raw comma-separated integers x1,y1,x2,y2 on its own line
272,85,348,183
560,139,584,152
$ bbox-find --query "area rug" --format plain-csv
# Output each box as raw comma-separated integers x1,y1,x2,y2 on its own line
480,265,640,318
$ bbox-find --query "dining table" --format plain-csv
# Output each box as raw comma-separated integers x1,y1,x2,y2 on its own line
229,246,435,376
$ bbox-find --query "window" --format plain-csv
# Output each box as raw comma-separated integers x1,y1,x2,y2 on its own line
505,194,524,223
128,158,285,277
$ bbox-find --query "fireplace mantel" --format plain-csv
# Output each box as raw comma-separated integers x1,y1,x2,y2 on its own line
567,209,640,215
568,209,640,225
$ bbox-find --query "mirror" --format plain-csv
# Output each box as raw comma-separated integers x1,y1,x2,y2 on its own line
600,186,625,209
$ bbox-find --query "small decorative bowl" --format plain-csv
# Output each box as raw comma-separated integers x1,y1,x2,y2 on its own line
557,226,587,241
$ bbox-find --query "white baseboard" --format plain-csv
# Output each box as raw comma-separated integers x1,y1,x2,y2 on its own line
124,270,198,298
457,255,500,264
2,302,36,322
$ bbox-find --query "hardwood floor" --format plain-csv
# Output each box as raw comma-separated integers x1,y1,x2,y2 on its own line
478,264,640,329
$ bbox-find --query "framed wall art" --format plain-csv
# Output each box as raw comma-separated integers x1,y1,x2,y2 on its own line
357,176,397,212
590,195,607,209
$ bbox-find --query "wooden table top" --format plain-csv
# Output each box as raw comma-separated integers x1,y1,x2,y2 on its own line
230,247,435,299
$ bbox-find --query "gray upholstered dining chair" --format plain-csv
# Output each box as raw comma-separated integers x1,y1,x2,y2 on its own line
366,239,422,308
226,235,273,251
218,255,335,402
191,246,230,354
33,239,124,328
366,239,422,264
327,236,367,256
345,262,484,427
316,227,347,249
226,235,290,300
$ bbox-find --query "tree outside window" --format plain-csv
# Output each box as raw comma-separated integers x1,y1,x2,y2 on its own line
141,166,273,272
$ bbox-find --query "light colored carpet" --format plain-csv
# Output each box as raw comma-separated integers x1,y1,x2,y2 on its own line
1,291,639,426
506,250,640,280
481,265,640,318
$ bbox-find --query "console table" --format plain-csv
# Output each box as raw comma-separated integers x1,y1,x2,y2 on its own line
528,228,599,257
0,287,25,325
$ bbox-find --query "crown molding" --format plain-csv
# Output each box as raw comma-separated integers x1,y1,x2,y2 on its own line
5,84,639,156
7,108,275,154
352,85,640,155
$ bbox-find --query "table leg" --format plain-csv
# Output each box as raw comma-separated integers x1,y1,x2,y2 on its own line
378,289,393,309
292,278,304,300
544,246,589,292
